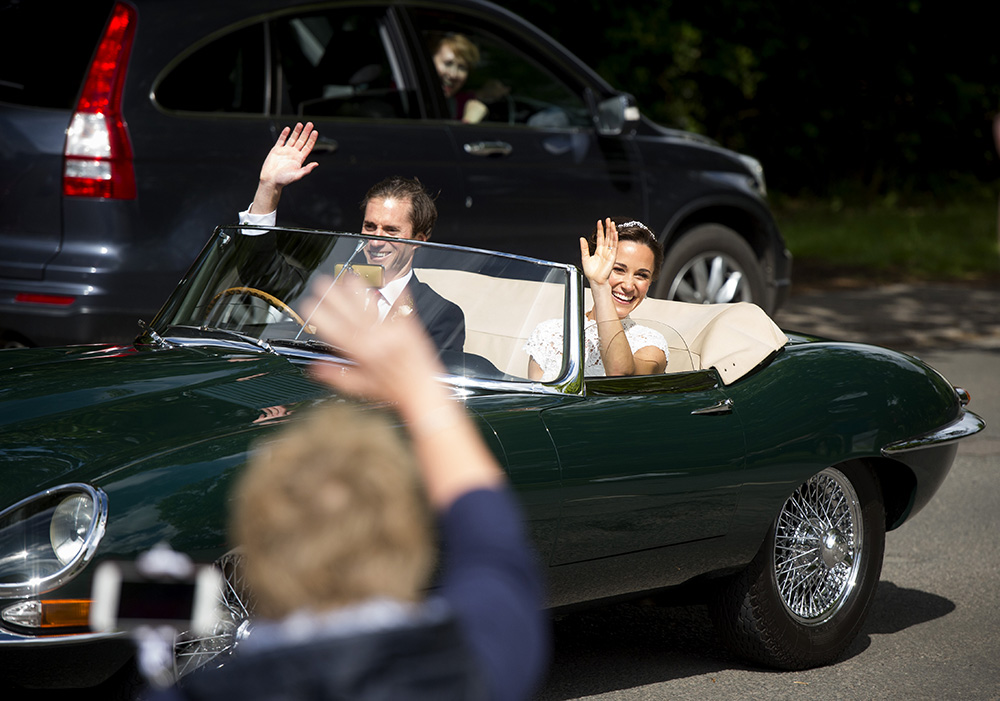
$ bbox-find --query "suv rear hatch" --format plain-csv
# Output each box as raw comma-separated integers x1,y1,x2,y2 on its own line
0,1,117,281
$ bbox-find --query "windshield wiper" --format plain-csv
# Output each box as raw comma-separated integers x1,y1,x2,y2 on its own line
165,325,277,354
268,338,345,356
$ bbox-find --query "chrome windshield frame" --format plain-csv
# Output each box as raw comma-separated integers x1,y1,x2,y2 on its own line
150,226,585,395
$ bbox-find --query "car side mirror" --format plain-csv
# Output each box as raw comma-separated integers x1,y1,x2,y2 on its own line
595,94,640,135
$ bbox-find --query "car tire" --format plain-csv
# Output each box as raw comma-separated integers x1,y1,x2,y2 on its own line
656,224,767,309
710,462,886,670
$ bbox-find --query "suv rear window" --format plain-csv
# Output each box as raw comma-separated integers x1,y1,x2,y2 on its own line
0,0,115,108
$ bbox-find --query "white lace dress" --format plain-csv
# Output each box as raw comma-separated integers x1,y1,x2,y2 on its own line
523,316,669,381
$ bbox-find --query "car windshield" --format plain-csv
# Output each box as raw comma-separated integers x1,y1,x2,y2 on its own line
151,226,574,383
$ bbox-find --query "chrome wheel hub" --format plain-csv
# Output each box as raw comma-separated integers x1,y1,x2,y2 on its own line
820,528,851,569
667,253,751,304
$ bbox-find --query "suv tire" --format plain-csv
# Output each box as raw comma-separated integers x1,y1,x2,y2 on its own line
657,224,767,309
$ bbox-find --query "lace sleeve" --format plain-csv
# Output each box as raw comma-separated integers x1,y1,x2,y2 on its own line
522,318,564,381
626,324,670,365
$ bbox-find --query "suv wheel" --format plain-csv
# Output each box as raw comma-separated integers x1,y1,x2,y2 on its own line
657,224,766,309
0,330,31,349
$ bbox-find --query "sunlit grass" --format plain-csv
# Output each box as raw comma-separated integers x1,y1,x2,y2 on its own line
772,193,1000,282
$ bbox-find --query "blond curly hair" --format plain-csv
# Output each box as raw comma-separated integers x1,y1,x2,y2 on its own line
231,403,434,618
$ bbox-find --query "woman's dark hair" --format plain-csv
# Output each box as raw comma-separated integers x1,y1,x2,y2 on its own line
588,217,663,279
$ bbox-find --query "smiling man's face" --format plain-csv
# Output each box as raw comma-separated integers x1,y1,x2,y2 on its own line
361,196,428,283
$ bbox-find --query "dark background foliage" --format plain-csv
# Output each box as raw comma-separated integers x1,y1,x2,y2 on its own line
501,0,1000,200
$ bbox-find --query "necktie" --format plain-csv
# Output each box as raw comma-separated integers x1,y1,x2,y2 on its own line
366,287,387,321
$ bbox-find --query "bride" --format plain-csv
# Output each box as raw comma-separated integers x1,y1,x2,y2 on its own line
525,218,669,381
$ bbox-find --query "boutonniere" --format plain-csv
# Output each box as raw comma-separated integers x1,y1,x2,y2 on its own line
391,292,415,321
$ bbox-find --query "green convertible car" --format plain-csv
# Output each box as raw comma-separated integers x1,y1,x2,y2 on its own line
0,226,985,692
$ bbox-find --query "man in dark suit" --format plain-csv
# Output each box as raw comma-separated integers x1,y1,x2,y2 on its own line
240,122,464,353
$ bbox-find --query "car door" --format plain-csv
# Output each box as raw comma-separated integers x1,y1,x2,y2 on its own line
540,370,746,565
405,9,645,265
259,5,468,240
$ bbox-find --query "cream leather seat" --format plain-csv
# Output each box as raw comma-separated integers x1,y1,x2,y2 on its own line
417,268,787,384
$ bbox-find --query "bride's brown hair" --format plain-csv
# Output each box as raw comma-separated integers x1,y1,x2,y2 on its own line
587,218,663,279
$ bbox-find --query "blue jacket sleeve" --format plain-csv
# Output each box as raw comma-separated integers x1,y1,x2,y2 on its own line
437,487,550,701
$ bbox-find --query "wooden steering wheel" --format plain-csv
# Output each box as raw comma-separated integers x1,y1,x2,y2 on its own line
206,286,315,333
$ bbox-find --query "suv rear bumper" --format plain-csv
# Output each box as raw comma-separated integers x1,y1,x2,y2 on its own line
0,272,173,347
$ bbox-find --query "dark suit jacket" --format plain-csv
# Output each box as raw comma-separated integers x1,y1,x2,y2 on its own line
405,276,466,354
235,233,465,353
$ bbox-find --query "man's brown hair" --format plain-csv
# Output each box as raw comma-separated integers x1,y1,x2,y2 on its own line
362,177,438,239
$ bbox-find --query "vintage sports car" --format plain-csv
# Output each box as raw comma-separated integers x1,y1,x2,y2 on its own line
0,227,984,692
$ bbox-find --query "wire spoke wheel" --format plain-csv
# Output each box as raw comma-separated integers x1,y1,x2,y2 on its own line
173,551,254,678
711,462,885,670
773,468,863,624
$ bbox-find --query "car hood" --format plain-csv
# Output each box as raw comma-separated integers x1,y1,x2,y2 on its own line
638,116,720,147
0,343,331,502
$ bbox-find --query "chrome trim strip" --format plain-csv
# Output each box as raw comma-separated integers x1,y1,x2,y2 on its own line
162,338,573,397
224,226,581,271
445,374,565,395
0,629,123,646
881,410,986,455
548,270,584,395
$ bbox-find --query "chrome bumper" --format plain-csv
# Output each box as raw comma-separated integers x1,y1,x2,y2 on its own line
882,409,986,456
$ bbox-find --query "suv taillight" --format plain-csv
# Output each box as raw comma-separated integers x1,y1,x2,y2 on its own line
63,2,137,200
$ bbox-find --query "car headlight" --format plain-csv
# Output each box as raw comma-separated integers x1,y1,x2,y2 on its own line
0,484,107,598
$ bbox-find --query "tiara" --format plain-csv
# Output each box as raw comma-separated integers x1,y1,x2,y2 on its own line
619,220,656,239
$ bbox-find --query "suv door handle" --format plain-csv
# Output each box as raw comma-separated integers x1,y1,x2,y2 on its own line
464,141,513,157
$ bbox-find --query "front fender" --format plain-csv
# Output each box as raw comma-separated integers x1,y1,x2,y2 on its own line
722,341,971,556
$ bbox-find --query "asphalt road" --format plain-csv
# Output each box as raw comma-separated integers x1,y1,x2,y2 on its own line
775,279,1000,353
538,281,1000,701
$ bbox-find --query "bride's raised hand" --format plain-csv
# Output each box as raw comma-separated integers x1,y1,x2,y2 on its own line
580,218,618,286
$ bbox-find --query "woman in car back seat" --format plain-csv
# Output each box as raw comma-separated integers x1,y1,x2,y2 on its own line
524,218,669,380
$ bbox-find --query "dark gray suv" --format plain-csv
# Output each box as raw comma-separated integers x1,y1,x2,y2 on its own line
0,0,790,349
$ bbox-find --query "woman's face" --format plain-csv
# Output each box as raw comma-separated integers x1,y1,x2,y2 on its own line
608,240,656,318
433,43,469,97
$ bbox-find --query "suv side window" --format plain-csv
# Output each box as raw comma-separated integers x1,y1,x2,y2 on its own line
274,9,416,120
155,24,267,114
414,13,590,127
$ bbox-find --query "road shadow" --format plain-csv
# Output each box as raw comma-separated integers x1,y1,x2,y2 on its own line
864,580,956,635
536,599,737,700
838,580,956,664
776,281,1000,353
537,580,955,700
